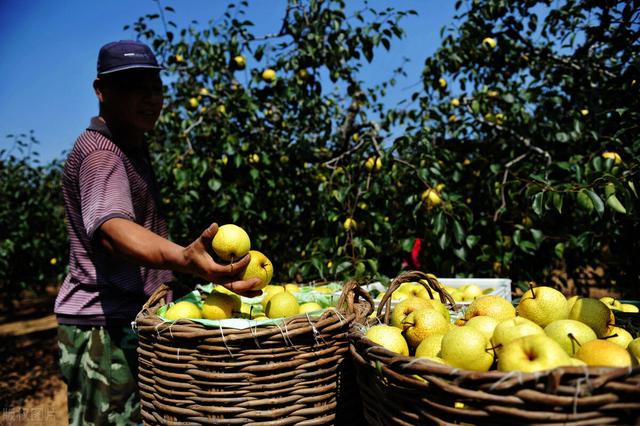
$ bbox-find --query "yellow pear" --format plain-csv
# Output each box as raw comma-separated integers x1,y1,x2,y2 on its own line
390,297,432,328
365,324,409,356
575,339,633,367
232,55,246,69
211,224,251,261
628,338,640,364
602,326,634,348
364,156,382,172
261,285,284,307
165,301,202,320
465,316,499,341
262,68,277,82
240,250,273,290
600,296,623,311
265,291,299,318
482,37,497,49
491,317,544,352
460,284,483,301
464,295,515,322
564,358,587,367
202,292,235,320
425,299,451,322
568,298,613,337
397,282,431,300
440,326,494,372
403,308,450,349
415,334,445,358
299,302,323,314
213,284,242,311
544,319,597,356
498,334,571,373
517,286,569,327
284,283,300,293
421,356,447,365
566,295,580,312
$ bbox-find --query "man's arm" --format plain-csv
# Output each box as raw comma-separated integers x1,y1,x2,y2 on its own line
97,218,261,295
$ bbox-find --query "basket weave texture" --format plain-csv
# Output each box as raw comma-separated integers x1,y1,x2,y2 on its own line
349,271,640,426
135,281,372,425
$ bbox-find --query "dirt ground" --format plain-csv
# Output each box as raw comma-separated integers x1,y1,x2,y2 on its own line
0,308,67,426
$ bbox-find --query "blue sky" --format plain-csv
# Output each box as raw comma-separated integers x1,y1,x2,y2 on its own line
0,0,457,164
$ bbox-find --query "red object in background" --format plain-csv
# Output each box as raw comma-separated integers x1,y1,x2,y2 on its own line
402,238,423,269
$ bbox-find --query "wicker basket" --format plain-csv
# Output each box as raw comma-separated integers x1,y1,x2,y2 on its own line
349,271,640,426
135,281,373,425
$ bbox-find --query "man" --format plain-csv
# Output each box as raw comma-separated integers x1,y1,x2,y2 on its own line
54,40,261,425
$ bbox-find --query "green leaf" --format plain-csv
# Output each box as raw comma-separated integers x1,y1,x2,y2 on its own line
453,220,464,244
552,192,563,213
519,240,537,255
465,234,480,249
401,238,416,252
585,190,604,216
433,211,445,234
606,194,626,214
554,242,565,258
438,232,450,250
453,246,467,261
628,181,638,198
530,229,544,245
576,190,593,212
532,192,544,216
207,178,221,191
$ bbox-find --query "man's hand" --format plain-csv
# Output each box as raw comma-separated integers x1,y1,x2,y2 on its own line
182,223,263,297
98,219,263,297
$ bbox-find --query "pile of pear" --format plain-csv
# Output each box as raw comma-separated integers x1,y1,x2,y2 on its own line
164,283,327,321
375,281,495,304
365,284,639,373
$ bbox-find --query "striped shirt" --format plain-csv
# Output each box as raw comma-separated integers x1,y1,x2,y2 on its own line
54,117,173,325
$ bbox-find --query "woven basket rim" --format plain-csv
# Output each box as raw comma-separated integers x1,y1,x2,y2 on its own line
136,280,374,334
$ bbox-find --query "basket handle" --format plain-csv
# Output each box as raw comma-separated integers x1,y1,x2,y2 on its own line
337,280,375,323
142,281,195,311
376,271,456,324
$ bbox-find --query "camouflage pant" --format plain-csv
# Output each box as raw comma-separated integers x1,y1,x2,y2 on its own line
57,324,140,425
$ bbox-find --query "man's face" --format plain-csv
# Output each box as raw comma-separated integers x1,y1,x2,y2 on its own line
96,69,163,132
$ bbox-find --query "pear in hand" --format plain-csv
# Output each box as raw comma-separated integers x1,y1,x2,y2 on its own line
241,250,273,290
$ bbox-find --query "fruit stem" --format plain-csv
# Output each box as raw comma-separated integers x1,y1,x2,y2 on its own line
567,333,581,354
600,333,618,340
528,281,536,299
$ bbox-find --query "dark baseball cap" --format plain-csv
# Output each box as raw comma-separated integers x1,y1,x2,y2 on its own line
97,40,162,76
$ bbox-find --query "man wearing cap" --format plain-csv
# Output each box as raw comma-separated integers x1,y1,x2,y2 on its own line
54,40,261,425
